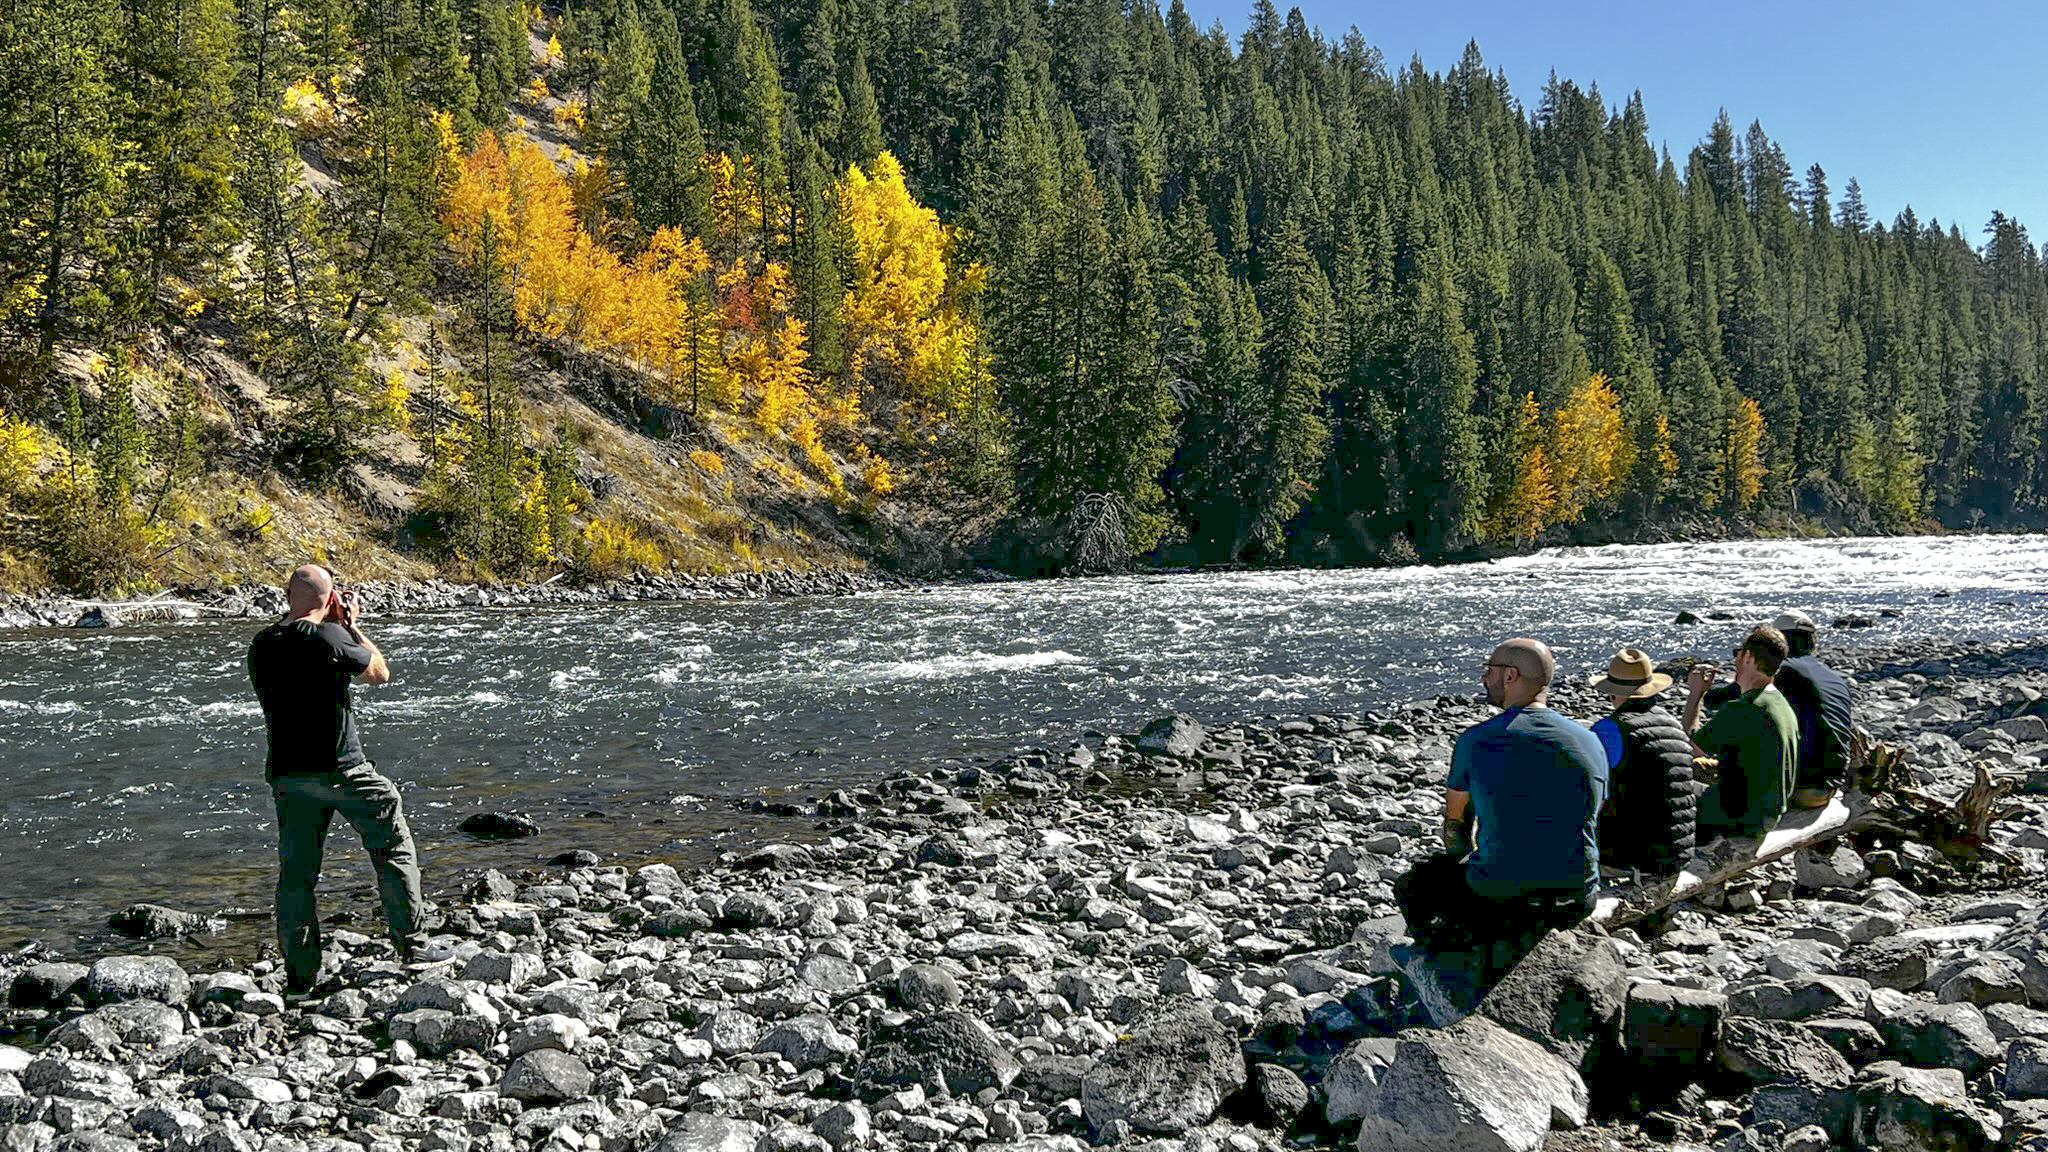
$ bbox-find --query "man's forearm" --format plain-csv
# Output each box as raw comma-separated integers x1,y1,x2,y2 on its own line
347,623,390,682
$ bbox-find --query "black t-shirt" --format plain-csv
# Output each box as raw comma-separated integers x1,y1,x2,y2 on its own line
1775,655,1854,789
248,620,374,779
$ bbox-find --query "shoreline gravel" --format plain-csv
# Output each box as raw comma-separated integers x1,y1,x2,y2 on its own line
5,635,2048,1152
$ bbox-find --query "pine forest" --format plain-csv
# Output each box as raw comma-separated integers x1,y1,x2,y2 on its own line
1,0,2045,592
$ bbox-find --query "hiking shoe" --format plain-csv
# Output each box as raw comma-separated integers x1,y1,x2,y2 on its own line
1790,787,1837,809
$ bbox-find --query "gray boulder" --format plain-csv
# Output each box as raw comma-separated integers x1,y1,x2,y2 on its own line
1938,961,2027,1008
1475,929,1629,1070
1624,983,1724,1081
460,950,543,989
1987,1002,2048,1043
1137,715,1207,758
1726,973,1872,1022
811,1101,871,1150
1251,1064,1309,1130
48,1000,183,1052
756,1015,859,1070
854,1010,1021,1099
393,978,500,1025
697,1009,764,1056
2009,1037,2048,1099
390,1008,495,1056
1838,937,1935,992
499,1049,591,1104
1352,1016,1589,1152
797,954,864,998
10,963,88,1008
896,965,962,1013
654,1113,766,1152
1719,1016,1855,1141
83,956,190,1006
1719,1017,1854,1089
1081,1004,1247,1135
1323,1038,1399,1126
1847,1061,2001,1151
1796,845,1871,891
105,904,222,939
1014,1053,1093,1107
1878,1001,2002,1077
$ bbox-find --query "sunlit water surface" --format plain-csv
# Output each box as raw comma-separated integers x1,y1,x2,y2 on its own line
3,535,2045,952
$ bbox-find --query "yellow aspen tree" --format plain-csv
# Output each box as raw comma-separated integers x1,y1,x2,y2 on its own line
1725,395,1767,511
1493,393,1557,543
835,151,996,452
1548,372,1626,524
446,133,514,268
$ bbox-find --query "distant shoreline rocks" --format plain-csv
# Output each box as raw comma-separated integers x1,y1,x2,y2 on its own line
0,569,923,632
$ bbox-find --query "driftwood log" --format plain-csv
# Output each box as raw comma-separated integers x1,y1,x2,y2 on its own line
1591,730,2026,930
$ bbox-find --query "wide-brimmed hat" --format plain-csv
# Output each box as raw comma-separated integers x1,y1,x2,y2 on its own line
1772,609,1818,635
1590,647,1673,699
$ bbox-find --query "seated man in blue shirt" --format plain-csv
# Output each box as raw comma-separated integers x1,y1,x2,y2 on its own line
1395,638,1610,970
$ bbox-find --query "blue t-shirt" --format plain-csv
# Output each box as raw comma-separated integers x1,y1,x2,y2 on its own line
1590,715,1625,772
1448,706,1610,900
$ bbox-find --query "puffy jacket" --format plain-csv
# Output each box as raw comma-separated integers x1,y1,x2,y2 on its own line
1600,701,1697,876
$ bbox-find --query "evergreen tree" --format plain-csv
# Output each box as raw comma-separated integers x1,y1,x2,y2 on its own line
0,0,123,384
620,6,712,238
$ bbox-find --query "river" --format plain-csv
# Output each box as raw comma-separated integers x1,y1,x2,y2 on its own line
3,534,2045,953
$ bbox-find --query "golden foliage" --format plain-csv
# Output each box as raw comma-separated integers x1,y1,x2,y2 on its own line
1492,393,1556,544
688,449,726,475
837,152,992,427
445,134,813,429
280,78,338,137
381,370,411,434
1548,373,1625,522
1726,395,1767,511
556,98,588,134
855,442,898,496
578,516,664,578
0,409,44,497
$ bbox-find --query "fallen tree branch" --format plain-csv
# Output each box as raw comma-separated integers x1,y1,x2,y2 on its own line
1593,731,2029,929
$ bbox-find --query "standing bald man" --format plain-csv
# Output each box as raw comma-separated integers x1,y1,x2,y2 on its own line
1396,638,1609,975
248,564,420,994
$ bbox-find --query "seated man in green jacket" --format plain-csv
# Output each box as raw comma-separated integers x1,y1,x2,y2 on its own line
1683,625,1800,838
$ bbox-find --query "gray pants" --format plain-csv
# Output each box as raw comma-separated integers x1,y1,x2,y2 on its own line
272,763,422,990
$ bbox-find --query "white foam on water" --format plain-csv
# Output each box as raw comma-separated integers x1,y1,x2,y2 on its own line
0,699,81,717
847,650,1089,684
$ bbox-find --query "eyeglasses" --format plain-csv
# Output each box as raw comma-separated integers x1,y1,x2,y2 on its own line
1482,662,1518,673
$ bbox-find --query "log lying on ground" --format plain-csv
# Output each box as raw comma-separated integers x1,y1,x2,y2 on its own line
1590,793,1871,929
1592,735,2027,931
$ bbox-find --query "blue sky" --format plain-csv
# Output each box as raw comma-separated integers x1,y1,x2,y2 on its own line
1183,0,2048,245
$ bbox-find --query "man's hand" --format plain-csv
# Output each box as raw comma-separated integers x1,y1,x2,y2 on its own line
1687,664,1719,693
1442,818,1472,860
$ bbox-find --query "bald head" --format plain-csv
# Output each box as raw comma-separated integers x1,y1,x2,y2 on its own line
1484,637,1555,709
287,564,335,618
1492,638,1555,684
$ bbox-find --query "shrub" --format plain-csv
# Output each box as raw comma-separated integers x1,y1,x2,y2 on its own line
575,515,661,580
31,471,165,595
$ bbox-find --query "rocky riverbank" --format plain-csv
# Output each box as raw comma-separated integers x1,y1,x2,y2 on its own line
5,636,2048,1152
0,570,923,631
